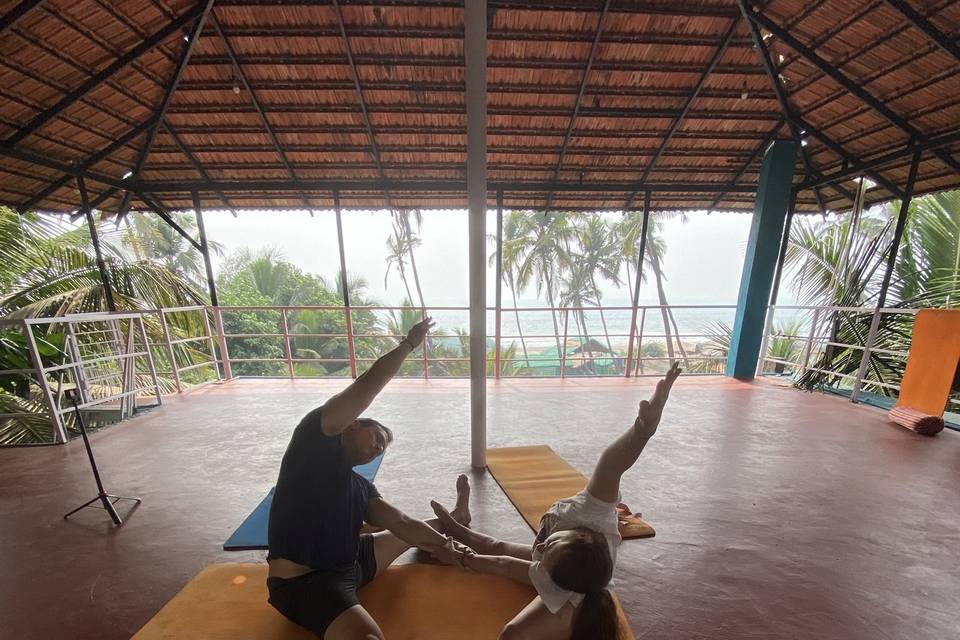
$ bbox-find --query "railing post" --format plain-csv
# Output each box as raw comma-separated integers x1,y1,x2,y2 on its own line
559,308,570,378
65,323,90,404
800,308,820,374
421,308,430,380
494,190,503,379
200,307,222,381
755,304,775,377
851,151,921,403
850,309,883,403
158,309,182,393
333,190,358,378
635,307,646,376
136,315,163,407
344,307,358,378
213,307,233,380
23,319,67,443
624,192,651,378
280,308,294,379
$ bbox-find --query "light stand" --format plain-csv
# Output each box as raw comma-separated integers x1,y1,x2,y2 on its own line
62,390,141,526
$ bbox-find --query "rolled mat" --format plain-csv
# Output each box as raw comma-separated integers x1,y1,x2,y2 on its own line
131,563,635,640
888,406,945,436
486,445,655,539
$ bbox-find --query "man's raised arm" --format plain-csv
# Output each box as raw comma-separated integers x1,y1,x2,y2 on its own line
320,317,435,436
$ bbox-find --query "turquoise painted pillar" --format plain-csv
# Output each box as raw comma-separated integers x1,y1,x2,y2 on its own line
726,140,798,380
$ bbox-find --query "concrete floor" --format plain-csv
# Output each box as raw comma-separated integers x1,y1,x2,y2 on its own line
1,377,958,640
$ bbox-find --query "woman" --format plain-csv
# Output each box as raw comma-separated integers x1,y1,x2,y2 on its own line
432,363,682,640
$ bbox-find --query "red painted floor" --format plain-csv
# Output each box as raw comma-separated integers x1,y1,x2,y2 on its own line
1,377,958,639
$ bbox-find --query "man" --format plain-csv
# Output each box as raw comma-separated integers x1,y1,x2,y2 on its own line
266,317,471,639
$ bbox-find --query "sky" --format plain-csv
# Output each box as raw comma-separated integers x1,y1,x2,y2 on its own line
201,208,767,308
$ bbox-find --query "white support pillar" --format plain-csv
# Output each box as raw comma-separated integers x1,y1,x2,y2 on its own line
465,0,487,469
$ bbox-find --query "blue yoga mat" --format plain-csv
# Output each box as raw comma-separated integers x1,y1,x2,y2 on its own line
223,454,385,551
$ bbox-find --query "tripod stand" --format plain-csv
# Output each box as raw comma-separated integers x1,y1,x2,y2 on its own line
63,391,141,526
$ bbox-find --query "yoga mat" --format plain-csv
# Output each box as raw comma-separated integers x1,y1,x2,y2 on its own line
896,309,960,416
223,454,384,551
131,564,635,640
486,445,655,539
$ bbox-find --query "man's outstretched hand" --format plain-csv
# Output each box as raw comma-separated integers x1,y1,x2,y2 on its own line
405,316,436,349
634,362,681,440
425,536,474,571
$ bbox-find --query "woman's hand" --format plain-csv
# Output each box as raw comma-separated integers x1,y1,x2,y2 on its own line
405,316,436,349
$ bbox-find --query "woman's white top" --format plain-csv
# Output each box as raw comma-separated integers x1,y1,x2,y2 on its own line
528,489,622,613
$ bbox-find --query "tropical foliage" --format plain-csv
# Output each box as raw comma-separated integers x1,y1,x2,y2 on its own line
784,190,960,399
0,207,214,444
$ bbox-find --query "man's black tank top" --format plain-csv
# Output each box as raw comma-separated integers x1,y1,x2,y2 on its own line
267,407,380,570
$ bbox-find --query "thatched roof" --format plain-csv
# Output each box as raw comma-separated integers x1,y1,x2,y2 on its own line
0,0,958,215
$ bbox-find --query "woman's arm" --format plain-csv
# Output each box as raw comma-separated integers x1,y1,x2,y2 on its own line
462,553,534,585
320,317,434,435
499,597,574,640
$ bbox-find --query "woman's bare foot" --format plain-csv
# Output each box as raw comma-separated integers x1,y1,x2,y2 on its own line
450,474,471,526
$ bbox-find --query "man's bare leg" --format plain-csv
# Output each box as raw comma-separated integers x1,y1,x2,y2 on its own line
586,362,681,503
371,474,473,575
325,605,384,640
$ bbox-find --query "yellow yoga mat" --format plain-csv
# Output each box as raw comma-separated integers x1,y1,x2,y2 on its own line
486,445,655,539
896,309,960,417
132,563,634,639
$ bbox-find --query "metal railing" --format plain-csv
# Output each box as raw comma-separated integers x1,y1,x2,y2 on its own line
0,312,163,443
757,304,921,402
209,303,738,380
3,302,942,444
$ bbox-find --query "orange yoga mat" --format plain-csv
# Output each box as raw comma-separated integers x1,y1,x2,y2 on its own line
896,309,960,416
486,445,655,539
131,563,634,640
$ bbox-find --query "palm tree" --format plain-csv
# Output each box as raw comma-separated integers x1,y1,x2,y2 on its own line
489,212,531,368
0,208,209,444
574,216,621,358
122,212,224,286
504,212,577,355
559,259,601,374
613,213,688,365
385,219,418,306
1,209,205,318
396,209,427,309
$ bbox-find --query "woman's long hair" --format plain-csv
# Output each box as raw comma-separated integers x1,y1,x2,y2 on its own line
548,529,621,640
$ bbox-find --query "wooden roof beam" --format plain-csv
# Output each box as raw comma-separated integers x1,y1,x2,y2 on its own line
708,118,786,211
164,103,783,120
18,114,160,213
545,0,611,211
116,0,216,220
211,11,312,213
799,127,960,190
129,178,760,194
159,122,240,218
0,0,43,36
744,1,960,176
197,24,757,47
211,0,738,17
186,53,769,74
2,4,203,147
886,0,960,65
331,0,387,181
624,18,739,209
738,0,861,207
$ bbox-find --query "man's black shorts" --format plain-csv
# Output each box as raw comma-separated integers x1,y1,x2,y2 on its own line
267,533,377,637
